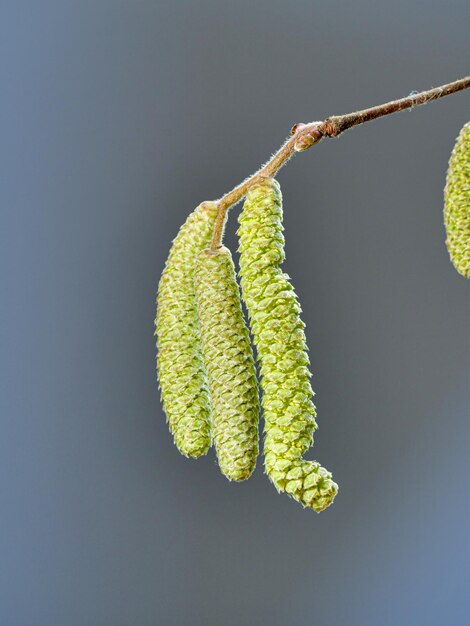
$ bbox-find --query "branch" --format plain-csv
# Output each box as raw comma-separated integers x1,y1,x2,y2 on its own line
210,76,470,250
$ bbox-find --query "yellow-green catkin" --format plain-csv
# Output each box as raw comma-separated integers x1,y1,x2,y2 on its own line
195,246,259,481
238,178,338,512
155,202,218,458
444,121,470,278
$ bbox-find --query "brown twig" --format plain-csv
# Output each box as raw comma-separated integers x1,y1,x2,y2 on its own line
209,76,470,251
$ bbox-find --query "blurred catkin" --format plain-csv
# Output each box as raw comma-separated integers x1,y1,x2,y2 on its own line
238,178,338,512
155,202,218,458
444,121,470,278
195,246,259,481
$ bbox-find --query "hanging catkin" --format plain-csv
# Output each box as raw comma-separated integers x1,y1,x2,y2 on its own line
155,202,218,458
444,120,470,278
195,246,259,481
237,178,338,512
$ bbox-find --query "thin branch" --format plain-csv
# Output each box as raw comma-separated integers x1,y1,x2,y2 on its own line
210,76,470,251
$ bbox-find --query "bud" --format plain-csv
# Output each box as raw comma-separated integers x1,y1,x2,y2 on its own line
155,202,218,458
195,246,259,481
238,179,338,512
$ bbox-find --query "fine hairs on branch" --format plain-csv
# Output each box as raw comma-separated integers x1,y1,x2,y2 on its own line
155,77,469,512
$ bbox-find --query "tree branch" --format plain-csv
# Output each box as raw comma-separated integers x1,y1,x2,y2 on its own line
210,76,470,251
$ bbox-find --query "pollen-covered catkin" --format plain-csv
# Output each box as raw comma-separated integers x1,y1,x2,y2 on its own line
238,178,338,512
155,202,218,458
195,246,260,480
444,121,470,278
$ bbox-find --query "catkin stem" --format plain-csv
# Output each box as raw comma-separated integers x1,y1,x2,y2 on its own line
210,76,470,248
210,206,227,252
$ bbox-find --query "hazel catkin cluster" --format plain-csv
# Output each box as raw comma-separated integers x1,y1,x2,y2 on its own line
155,182,338,512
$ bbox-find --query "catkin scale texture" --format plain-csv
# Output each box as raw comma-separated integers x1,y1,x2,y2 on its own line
155,202,218,458
238,179,338,512
444,121,470,278
195,247,259,481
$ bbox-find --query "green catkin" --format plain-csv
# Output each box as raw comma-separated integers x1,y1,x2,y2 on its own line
194,246,260,481
444,121,470,278
155,202,218,458
237,178,338,512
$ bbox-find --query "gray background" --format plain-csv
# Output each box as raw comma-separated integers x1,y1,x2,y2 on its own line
1,1,469,624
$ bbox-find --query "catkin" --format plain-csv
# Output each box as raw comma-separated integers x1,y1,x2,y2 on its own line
238,178,338,512
155,202,218,458
195,246,260,481
444,121,470,278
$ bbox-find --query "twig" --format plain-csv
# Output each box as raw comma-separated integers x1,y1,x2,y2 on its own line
210,76,470,251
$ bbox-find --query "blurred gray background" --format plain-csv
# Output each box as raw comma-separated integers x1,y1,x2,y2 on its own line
1,1,469,625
